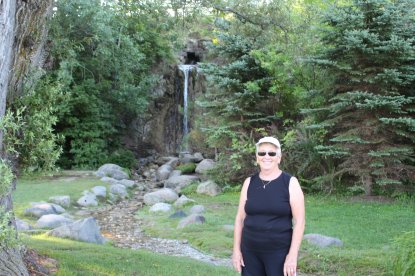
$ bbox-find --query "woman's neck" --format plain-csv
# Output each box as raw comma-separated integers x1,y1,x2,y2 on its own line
259,168,282,180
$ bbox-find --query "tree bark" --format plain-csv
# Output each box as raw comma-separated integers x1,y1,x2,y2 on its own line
0,0,53,274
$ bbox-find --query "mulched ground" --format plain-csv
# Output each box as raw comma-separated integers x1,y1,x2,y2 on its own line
23,248,58,276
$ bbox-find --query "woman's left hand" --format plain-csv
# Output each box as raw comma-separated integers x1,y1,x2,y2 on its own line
283,253,297,276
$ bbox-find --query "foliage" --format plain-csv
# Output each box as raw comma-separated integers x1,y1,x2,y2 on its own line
0,159,13,199
9,77,66,172
176,163,196,174
306,0,415,195
106,148,137,169
0,209,18,247
49,0,172,169
391,231,415,276
196,1,323,184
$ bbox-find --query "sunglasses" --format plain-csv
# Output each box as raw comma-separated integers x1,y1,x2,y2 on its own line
257,151,278,157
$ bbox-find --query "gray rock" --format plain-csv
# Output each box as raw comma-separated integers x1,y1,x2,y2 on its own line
193,152,204,162
177,214,206,229
169,210,187,219
48,196,71,208
156,164,174,181
25,202,65,218
95,164,129,180
196,180,222,196
174,195,195,207
47,217,105,244
143,188,179,206
164,175,200,193
77,193,98,207
195,159,216,174
35,214,73,229
119,179,136,188
91,186,107,198
100,176,120,185
149,203,173,213
169,170,182,178
109,184,128,199
303,233,344,248
15,218,33,231
179,152,197,164
165,157,179,167
190,205,205,214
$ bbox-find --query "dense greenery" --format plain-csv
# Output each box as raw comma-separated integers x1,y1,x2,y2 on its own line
5,0,413,196
307,0,415,195
47,0,172,169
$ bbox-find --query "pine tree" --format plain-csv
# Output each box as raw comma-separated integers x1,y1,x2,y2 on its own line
310,0,415,195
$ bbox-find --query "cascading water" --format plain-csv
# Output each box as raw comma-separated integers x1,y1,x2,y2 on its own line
178,64,194,138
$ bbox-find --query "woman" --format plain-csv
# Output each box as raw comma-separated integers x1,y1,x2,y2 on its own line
232,137,305,276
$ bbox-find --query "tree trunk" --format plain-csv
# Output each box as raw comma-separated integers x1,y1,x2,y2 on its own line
0,0,53,274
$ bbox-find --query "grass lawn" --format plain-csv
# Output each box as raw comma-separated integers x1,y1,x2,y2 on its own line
14,171,109,223
23,234,237,276
137,184,415,275
12,174,414,275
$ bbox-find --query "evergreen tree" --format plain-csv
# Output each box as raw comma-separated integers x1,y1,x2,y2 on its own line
310,0,415,195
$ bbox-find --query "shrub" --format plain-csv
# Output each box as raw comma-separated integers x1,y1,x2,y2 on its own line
106,148,137,169
176,163,196,174
391,231,415,275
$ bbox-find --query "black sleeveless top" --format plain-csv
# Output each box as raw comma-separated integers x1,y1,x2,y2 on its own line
241,171,293,252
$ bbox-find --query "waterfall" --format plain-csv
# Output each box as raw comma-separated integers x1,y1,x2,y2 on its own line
178,64,194,137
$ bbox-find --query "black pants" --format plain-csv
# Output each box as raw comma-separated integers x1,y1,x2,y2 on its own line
241,247,288,276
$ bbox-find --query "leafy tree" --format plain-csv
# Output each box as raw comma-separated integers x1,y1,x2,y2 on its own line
49,0,171,168
308,0,415,195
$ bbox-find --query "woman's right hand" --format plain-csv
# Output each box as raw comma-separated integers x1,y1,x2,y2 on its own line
232,249,245,273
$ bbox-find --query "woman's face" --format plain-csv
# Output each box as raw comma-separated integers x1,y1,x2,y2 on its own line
256,143,281,171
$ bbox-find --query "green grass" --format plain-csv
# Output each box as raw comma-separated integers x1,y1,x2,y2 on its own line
23,234,237,276
137,191,415,275
13,172,415,275
14,171,109,222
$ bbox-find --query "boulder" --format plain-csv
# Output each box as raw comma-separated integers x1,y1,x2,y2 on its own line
48,196,71,208
91,186,107,198
156,164,174,181
15,218,33,231
100,176,120,185
119,179,136,188
165,157,179,167
196,180,222,196
179,152,196,164
189,205,205,214
95,164,129,180
24,202,65,218
169,210,187,219
47,217,105,244
193,152,204,162
169,170,182,178
143,188,178,206
303,234,344,248
109,184,128,199
195,159,216,174
77,193,98,207
149,203,173,213
174,195,195,207
35,214,73,229
164,175,200,193
177,214,206,229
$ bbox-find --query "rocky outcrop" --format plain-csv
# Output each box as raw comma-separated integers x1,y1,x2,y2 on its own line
48,217,106,244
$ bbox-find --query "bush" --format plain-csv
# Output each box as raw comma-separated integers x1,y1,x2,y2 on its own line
391,231,415,275
176,163,196,174
106,148,137,169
